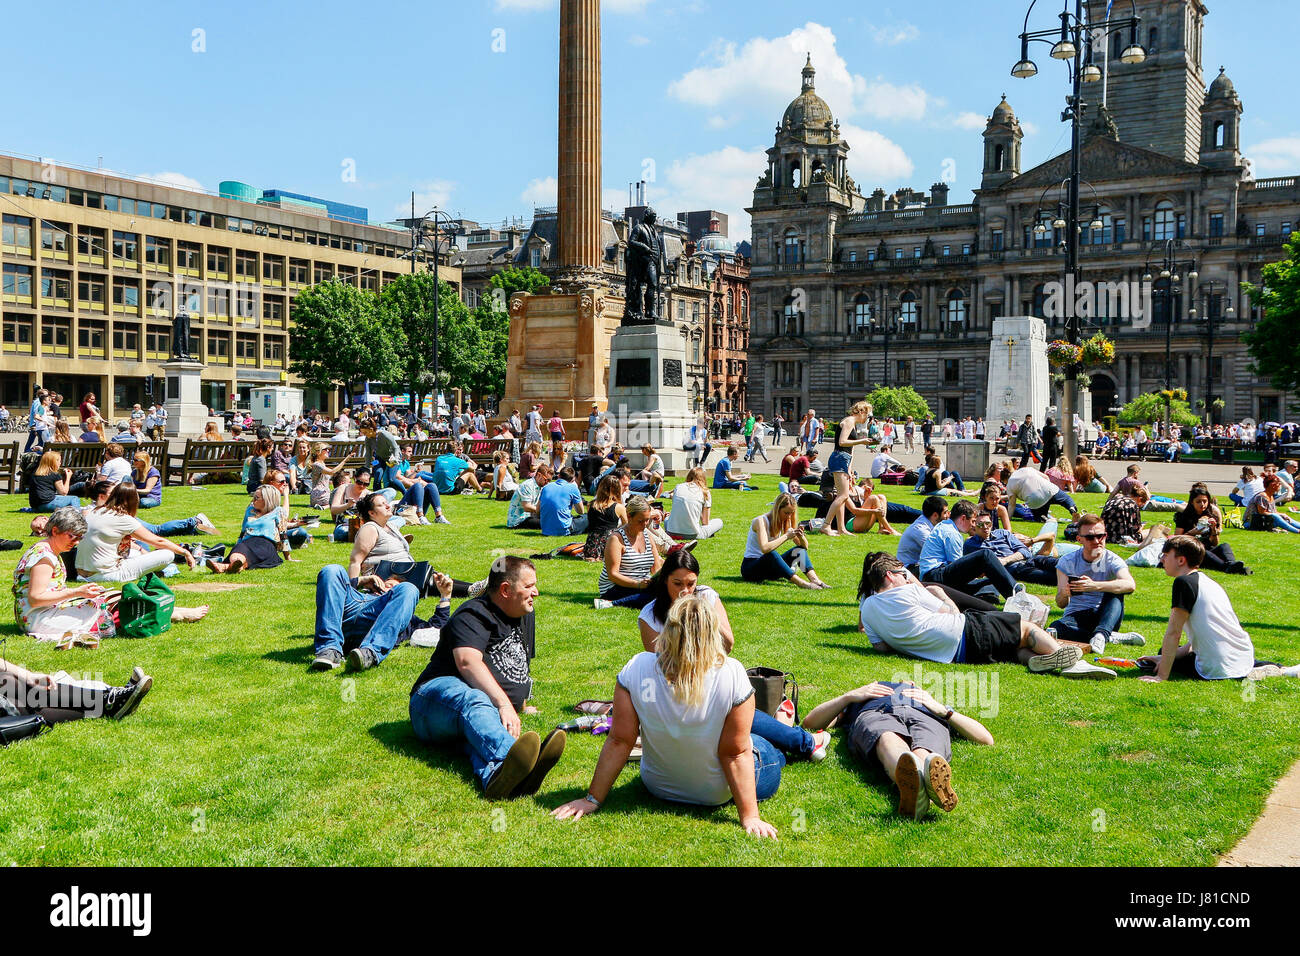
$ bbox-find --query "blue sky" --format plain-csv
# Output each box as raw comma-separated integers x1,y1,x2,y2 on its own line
3,0,1295,241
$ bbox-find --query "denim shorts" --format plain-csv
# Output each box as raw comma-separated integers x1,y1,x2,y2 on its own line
827,449,853,474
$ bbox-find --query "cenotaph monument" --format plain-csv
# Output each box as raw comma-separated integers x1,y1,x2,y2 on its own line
985,316,1050,427
501,0,624,424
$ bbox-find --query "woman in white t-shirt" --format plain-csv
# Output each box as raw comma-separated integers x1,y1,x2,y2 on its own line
75,484,197,583
664,467,723,540
552,595,829,837
637,549,734,652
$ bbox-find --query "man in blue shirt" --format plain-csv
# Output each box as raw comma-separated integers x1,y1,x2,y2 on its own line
1053,512,1145,655
918,501,1018,601
713,446,756,490
432,442,484,495
538,466,588,536
897,497,948,575
964,512,1058,586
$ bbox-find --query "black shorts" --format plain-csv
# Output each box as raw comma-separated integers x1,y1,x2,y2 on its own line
453,474,470,493
847,705,952,766
960,611,1023,664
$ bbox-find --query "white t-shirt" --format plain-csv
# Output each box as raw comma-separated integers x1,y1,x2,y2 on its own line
665,483,709,537
860,583,964,663
1007,467,1058,509
617,652,753,806
637,585,720,635
100,457,132,485
75,508,144,573
1173,571,1255,680
870,453,901,478
1235,477,1264,502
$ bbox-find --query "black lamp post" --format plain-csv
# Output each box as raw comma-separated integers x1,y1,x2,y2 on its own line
409,205,459,419
1187,278,1235,426
1013,0,1144,461
1142,240,1197,436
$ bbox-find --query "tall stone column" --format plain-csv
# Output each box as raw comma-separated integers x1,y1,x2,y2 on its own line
556,0,603,288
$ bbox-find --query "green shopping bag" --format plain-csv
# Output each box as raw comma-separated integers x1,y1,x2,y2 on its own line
117,572,175,640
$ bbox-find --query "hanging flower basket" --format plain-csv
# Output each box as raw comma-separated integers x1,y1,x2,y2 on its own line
1080,332,1115,367
1046,340,1082,368
1159,388,1188,403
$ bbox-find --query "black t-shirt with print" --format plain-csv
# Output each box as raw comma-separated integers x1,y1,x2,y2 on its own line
411,596,536,710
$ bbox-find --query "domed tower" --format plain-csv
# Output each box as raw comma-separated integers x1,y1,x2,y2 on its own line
1199,67,1243,170
760,55,854,195
982,95,1023,190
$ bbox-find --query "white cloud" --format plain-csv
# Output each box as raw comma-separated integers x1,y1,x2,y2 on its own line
953,111,989,131
869,22,919,46
839,123,915,184
628,34,651,46
1021,120,1040,136
139,171,205,192
854,77,931,121
401,179,455,216
638,144,770,242
520,176,557,206
1249,136,1300,175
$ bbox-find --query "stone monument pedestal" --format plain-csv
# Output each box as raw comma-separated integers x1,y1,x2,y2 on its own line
161,360,209,438
986,317,1050,428
607,322,694,475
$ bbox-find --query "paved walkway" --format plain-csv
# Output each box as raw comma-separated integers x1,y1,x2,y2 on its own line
727,435,1255,497
1219,761,1300,866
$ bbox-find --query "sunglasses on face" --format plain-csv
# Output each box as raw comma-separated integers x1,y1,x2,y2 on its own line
1080,533,1107,541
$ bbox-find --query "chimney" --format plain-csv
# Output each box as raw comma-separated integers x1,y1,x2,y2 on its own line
929,183,950,207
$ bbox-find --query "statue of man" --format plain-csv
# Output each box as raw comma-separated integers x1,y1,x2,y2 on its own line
623,207,662,326
172,308,192,361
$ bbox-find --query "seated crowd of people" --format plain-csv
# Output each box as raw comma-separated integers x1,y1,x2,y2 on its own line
6,404,1299,842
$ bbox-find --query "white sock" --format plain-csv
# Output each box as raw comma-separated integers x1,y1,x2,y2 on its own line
1283,665,1300,678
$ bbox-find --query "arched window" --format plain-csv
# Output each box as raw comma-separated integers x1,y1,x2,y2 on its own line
1214,121,1225,149
994,144,1005,172
853,293,872,333
899,291,918,325
946,290,967,324
1154,201,1176,241
726,290,733,316
741,292,749,320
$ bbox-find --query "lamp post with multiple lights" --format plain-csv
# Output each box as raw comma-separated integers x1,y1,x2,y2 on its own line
1012,0,1145,460
1142,240,1197,437
1187,278,1235,427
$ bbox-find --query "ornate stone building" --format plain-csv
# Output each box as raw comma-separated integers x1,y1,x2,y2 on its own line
748,2,1300,426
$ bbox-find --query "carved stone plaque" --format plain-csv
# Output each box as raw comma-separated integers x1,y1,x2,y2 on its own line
663,358,683,388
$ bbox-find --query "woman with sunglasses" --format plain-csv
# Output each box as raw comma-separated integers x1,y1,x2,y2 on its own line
12,506,116,648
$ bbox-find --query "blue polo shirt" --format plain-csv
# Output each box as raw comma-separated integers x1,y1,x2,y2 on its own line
432,454,471,494
918,519,966,576
713,458,734,487
964,529,1032,562
538,479,583,536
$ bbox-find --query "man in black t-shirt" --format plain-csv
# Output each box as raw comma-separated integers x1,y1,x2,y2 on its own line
409,556,566,800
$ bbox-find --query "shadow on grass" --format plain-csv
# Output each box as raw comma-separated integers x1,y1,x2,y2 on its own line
262,637,316,667
820,641,874,657
368,720,480,790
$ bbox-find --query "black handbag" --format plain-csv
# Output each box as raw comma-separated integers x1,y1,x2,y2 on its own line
746,666,798,720
0,714,51,745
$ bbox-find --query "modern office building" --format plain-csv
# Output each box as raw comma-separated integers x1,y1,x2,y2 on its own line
0,155,455,420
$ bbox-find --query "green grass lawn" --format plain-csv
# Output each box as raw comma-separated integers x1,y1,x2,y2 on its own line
2,477,1298,866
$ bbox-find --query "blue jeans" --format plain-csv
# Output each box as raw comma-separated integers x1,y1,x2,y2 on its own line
1030,490,1078,520
1228,492,1245,507
741,547,812,582
941,470,966,491
37,495,81,512
751,709,815,757
313,565,419,664
715,479,756,491
598,583,656,609
750,734,785,801
139,499,161,509
372,463,397,493
24,427,48,453
287,527,311,549
886,502,923,524
628,479,655,495
1008,555,1060,587
1052,593,1125,643
141,516,199,536
410,676,516,791
922,550,1017,598
396,480,442,515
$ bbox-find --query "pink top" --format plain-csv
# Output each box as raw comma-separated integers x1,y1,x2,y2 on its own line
548,416,564,434
1045,467,1077,492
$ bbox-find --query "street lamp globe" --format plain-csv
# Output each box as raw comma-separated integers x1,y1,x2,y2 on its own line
1120,42,1147,65
1081,64,1102,83
1050,38,1077,60
1012,58,1039,78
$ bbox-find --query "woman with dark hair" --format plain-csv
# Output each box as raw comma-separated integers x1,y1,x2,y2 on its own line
245,437,274,495
977,482,1013,532
583,474,626,561
1173,484,1249,574
1245,475,1300,533
75,484,196,583
637,548,734,652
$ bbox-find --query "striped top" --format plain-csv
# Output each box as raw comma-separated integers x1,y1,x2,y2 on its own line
597,526,655,595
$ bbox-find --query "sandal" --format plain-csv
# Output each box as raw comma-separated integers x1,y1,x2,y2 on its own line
575,699,614,716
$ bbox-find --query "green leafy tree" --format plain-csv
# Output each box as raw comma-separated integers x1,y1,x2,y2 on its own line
1243,232,1300,393
1120,391,1200,428
864,385,933,421
289,279,400,406
378,273,462,417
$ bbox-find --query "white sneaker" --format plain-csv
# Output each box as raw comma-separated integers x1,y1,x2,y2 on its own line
434,514,451,525
1112,631,1146,647
409,626,440,649
1089,633,1107,655
593,598,614,610
194,513,217,535
809,731,831,763
460,489,475,496
1027,645,1083,673
1282,665,1300,678
1060,660,1118,680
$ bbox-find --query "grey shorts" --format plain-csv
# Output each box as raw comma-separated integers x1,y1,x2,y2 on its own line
847,704,952,767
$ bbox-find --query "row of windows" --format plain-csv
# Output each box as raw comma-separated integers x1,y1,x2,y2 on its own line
0,175,404,256
845,358,961,386
0,316,286,363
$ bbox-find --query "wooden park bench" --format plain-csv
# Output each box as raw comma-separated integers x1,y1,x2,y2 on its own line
43,441,169,477
0,441,19,494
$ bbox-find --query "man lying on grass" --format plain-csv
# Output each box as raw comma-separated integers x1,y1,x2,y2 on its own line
801,679,993,820
1138,535,1300,684
858,553,1115,679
